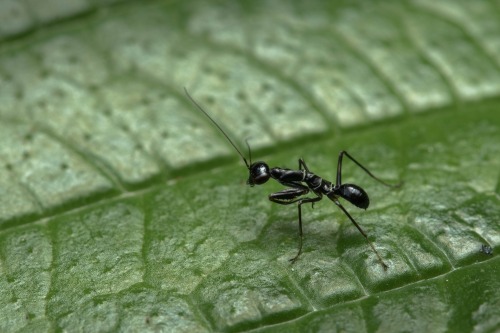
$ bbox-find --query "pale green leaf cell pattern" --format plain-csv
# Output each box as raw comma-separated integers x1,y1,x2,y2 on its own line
0,1,499,332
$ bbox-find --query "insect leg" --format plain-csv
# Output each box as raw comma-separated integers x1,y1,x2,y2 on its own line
291,196,322,263
336,150,402,188
332,198,388,270
270,187,322,263
298,158,311,172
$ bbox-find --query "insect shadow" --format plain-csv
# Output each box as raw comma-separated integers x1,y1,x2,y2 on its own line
185,88,402,270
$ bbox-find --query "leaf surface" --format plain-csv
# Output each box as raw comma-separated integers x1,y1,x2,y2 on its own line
0,1,499,332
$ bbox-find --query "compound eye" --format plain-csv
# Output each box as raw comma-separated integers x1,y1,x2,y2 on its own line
248,162,270,186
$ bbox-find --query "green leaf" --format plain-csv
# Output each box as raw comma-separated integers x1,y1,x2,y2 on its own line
0,1,499,332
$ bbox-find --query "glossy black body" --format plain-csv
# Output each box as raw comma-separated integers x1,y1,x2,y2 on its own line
259,163,370,210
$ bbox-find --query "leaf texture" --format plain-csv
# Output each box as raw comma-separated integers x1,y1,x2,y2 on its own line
0,1,499,332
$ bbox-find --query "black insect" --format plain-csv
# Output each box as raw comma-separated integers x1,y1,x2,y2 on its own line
185,88,401,270
480,244,493,255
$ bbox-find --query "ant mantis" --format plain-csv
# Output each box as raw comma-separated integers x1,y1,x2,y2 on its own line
185,88,401,270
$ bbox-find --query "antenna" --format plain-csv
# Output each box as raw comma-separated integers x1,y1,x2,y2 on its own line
245,138,253,165
184,88,250,169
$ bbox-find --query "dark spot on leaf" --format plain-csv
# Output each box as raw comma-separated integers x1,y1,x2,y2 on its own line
141,40,152,52
15,89,24,100
236,91,247,101
84,133,92,141
171,48,186,59
5,163,13,171
275,104,283,114
161,130,169,139
68,55,78,64
39,69,49,79
205,95,215,105
480,244,493,255
316,58,327,67
54,88,65,99
60,163,69,170
141,96,151,106
218,71,229,80
203,65,213,74
88,84,98,92
24,132,34,141
37,100,47,109
22,151,30,159
261,82,272,91
93,298,105,306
